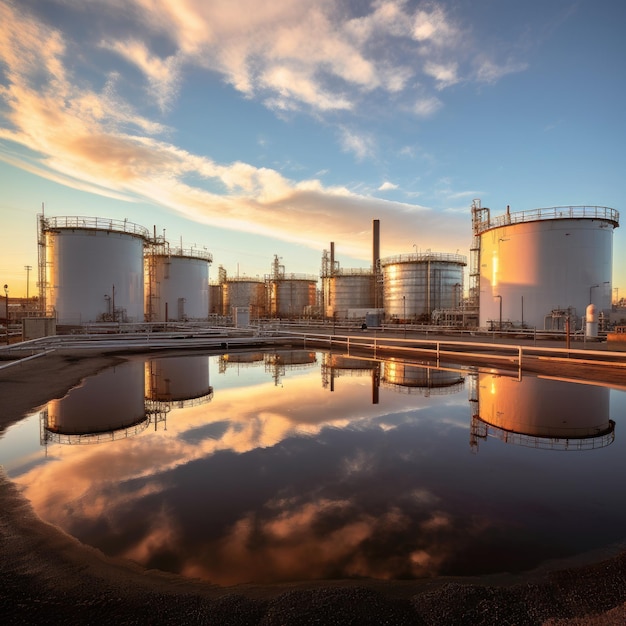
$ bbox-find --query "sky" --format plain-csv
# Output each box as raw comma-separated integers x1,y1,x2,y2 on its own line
1,0,624,298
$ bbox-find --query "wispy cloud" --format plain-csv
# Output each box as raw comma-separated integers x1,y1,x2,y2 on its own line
0,1,511,263
378,181,398,191
339,127,376,161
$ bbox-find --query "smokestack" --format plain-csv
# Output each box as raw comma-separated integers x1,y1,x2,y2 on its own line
372,220,381,308
372,219,380,270
330,242,335,276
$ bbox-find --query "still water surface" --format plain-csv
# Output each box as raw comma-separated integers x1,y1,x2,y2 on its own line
1,350,624,585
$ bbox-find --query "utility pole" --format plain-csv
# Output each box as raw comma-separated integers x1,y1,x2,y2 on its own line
25,265,32,300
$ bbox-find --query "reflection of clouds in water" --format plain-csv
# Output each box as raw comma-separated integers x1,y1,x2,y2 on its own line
9,355,625,586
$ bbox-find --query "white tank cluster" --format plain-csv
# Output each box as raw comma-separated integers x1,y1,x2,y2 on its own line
39,215,213,325
473,203,619,331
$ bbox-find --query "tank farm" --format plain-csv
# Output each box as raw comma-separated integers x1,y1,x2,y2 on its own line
35,203,619,331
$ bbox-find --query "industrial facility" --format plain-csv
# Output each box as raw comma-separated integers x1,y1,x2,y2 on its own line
28,201,620,333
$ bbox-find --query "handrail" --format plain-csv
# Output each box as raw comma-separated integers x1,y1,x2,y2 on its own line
41,215,150,239
474,205,619,234
380,252,467,266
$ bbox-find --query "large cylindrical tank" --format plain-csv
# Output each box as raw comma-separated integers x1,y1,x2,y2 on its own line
42,216,148,325
474,373,614,448
322,270,375,318
381,252,466,321
222,279,266,318
476,206,618,330
145,248,212,322
269,276,317,317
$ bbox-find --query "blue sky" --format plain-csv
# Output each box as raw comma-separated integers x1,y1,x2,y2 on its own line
1,0,624,298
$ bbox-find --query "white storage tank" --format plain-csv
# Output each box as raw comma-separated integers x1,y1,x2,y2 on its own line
475,206,619,330
381,252,466,322
145,246,212,322
41,216,148,325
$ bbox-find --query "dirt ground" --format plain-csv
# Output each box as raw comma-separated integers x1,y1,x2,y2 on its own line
0,350,625,625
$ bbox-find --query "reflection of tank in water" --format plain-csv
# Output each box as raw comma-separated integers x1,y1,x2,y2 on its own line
381,358,465,395
145,355,213,408
264,351,317,386
42,360,148,444
319,352,381,402
469,372,615,451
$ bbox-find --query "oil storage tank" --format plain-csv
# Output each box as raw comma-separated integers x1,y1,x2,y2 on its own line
269,274,317,318
41,216,149,325
381,252,466,322
475,205,619,330
222,277,266,318
145,244,213,322
322,269,375,319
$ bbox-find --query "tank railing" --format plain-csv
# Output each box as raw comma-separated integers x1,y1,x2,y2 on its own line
41,215,150,239
264,273,319,282
167,246,213,261
221,275,265,283
320,267,374,277
474,205,619,234
380,252,467,265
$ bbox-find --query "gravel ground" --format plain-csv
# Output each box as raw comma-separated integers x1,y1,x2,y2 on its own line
1,349,625,625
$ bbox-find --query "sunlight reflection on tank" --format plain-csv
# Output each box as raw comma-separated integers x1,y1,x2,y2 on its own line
41,360,149,445
469,371,615,451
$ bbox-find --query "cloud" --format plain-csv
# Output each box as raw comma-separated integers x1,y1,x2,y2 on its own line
339,127,376,161
100,39,182,112
0,2,487,264
424,61,459,89
474,56,528,84
378,181,398,191
413,95,443,117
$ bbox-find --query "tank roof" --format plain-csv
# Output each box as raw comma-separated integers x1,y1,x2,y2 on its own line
474,205,619,235
41,215,150,239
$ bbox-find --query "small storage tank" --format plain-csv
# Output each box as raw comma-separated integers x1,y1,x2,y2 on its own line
322,270,375,319
41,216,149,325
269,275,317,318
209,284,222,315
381,252,466,321
475,205,619,330
222,278,266,318
145,246,212,322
